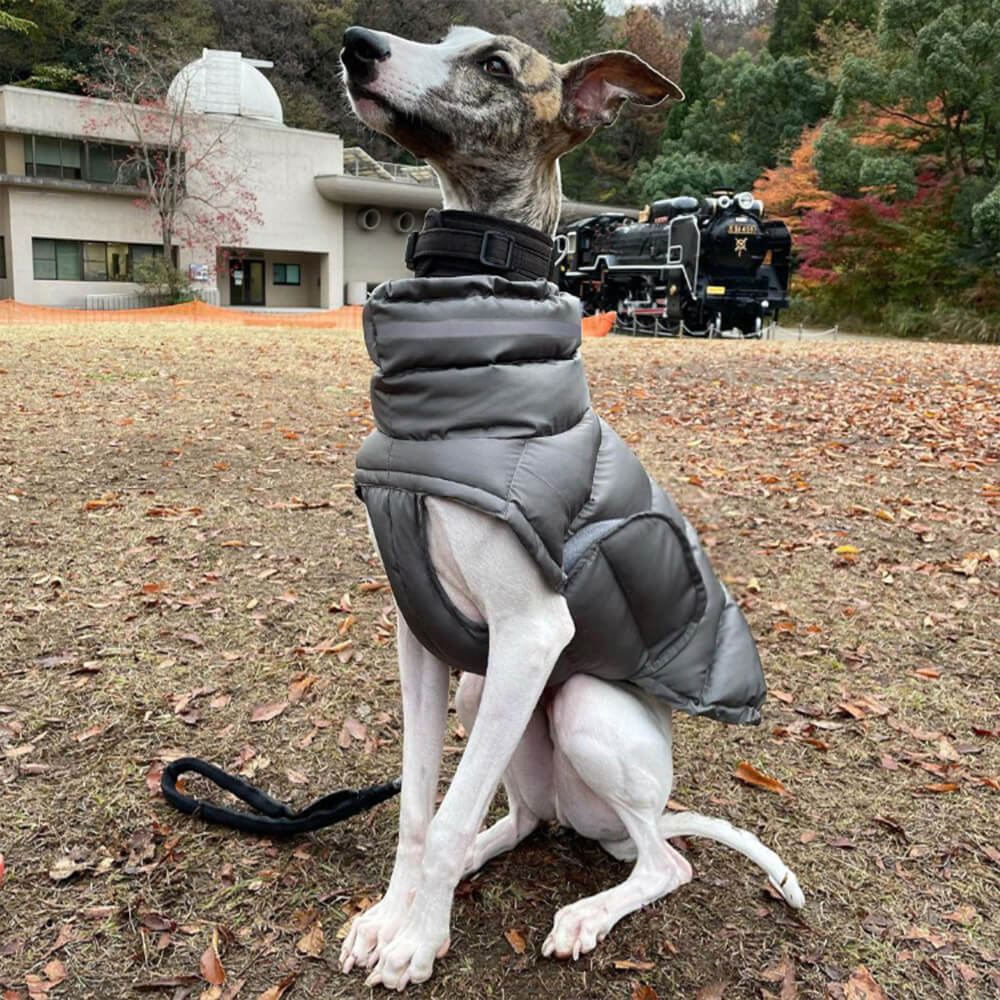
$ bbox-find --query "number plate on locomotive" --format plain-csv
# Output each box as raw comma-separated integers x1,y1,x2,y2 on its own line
727,224,756,235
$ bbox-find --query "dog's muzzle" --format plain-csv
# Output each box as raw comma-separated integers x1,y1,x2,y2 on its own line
342,26,391,85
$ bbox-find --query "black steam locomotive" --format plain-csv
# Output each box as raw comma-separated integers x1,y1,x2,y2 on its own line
557,192,791,337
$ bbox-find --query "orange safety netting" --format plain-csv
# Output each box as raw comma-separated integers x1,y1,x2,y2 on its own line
1,299,617,337
581,311,616,338
0,298,364,330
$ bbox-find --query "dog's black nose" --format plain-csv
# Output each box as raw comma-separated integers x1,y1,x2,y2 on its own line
342,26,391,84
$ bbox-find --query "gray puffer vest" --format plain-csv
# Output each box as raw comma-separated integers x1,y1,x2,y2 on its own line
354,274,766,725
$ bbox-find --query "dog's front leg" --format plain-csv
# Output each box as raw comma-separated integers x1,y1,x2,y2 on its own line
366,613,571,989
340,612,450,973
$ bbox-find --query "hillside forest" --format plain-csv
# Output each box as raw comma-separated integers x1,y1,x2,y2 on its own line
1,0,998,340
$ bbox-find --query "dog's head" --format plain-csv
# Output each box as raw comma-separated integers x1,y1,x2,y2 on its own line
340,25,681,165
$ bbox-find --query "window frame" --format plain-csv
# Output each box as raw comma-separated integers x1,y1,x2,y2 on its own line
273,262,301,286
32,239,170,281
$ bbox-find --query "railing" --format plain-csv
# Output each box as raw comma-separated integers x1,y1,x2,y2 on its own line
84,287,220,310
342,147,437,187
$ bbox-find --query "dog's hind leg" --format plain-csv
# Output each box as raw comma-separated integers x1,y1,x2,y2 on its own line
455,673,557,877
340,614,451,973
542,674,692,960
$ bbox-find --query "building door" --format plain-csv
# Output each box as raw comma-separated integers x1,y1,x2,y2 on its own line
229,258,265,306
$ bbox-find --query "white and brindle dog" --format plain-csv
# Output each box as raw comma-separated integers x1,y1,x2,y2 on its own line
339,25,804,990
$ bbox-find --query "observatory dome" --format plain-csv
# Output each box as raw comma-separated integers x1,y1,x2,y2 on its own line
168,49,283,125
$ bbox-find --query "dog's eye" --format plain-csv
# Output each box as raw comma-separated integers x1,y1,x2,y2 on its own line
481,55,512,78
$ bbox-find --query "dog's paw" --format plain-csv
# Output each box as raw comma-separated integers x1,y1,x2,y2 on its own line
542,901,611,961
340,898,407,974
365,926,450,991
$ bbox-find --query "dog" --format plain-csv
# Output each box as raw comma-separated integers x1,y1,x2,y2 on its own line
338,25,804,990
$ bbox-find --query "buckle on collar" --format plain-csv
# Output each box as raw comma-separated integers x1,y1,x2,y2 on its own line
479,230,515,270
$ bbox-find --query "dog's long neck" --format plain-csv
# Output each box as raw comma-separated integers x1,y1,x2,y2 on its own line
430,157,563,235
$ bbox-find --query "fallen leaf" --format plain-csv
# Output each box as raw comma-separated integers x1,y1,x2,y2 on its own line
632,986,659,1000
48,856,84,881
200,942,226,985
250,701,287,723
734,761,789,796
845,966,887,1000
296,921,324,958
41,960,66,986
254,975,296,1000
613,959,655,971
504,928,526,954
760,954,797,999
942,904,977,925
920,782,960,794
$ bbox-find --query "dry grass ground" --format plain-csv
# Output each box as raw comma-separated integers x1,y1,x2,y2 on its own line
1,322,997,1000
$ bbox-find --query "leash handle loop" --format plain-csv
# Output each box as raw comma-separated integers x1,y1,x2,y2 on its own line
160,757,401,836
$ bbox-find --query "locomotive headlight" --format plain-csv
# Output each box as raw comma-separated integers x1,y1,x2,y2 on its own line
762,300,770,310
737,192,754,211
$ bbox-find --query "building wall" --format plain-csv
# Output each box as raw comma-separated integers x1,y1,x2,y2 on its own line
6,186,163,306
0,87,346,309
228,118,344,308
217,249,325,308
0,188,10,299
342,207,413,291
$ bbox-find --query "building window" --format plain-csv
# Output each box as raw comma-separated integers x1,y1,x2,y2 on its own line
106,243,130,281
83,241,108,281
273,262,301,285
21,135,161,187
24,136,83,180
32,239,165,281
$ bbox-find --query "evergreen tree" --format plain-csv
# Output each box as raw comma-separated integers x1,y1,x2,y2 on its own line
769,0,833,57
548,0,607,63
665,21,704,140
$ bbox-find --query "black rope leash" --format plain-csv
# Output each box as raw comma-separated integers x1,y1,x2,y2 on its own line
161,757,401,836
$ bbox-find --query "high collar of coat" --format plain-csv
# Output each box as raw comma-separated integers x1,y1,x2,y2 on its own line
404,208,555,282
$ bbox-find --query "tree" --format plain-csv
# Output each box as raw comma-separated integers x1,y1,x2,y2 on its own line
753,124,832,230
768,0,834,57
633,149,754,201
0,0,36,34
656,0,777,57
82,36,263,300
666,21,704,140
547,0,608,64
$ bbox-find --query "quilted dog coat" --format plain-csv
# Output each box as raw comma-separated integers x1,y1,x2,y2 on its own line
354,273,766,725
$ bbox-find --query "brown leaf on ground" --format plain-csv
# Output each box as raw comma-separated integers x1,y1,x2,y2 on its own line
631,986,659,1000
200,942,226,985
734,761,790,796
614,959,656,971
249,701,287,723
255,974,296,1000
845,965,887,999
296,921,324,958
760,955,796,999
504,928,526,954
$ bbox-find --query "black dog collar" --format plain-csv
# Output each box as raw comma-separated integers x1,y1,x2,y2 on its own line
405,209,554,281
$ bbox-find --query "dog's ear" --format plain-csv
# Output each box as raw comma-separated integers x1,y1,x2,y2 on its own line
560,52,682,130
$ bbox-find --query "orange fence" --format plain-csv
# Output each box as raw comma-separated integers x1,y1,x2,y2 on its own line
0,298,364,330
1,299,617,337
581,311,616,338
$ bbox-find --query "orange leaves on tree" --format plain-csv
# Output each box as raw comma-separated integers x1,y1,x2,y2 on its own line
753,125,831,233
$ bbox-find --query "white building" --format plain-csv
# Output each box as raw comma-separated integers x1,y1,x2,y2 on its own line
0,49,628,311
